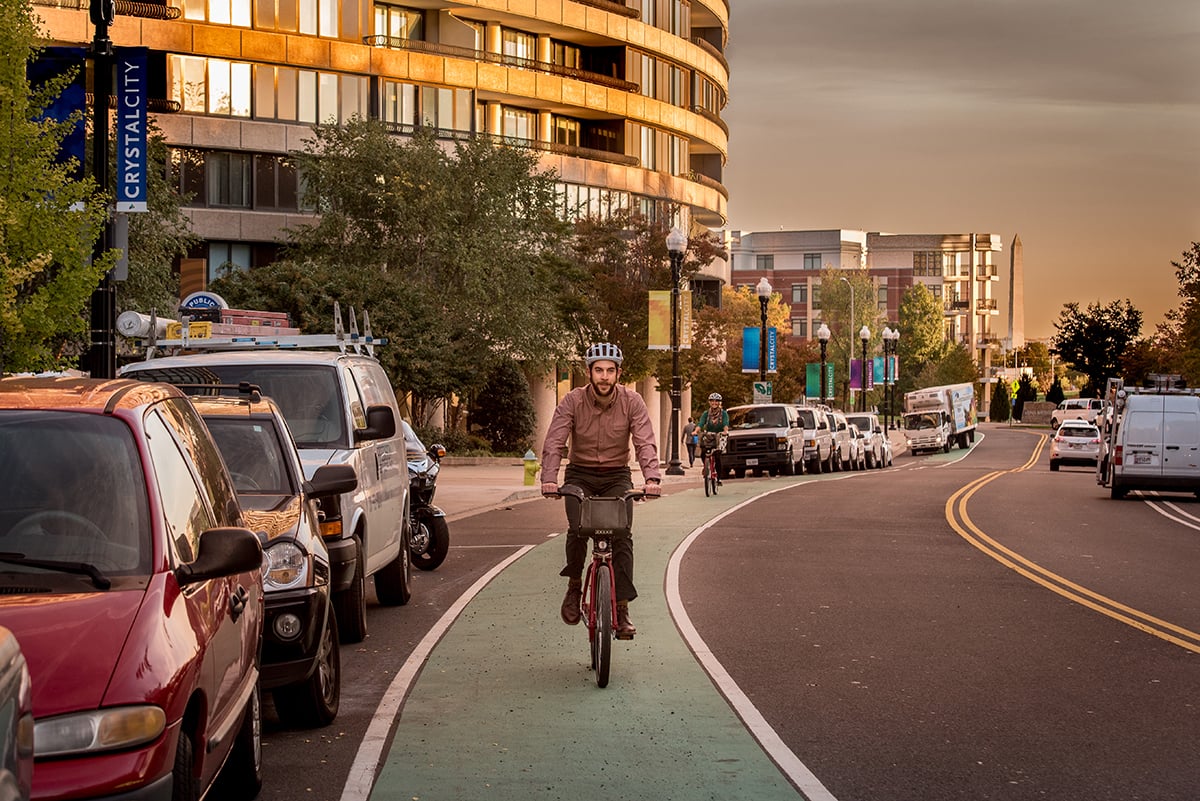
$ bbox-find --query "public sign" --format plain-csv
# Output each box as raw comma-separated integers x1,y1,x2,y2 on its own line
753,381,773,403
741,327,777,373
647,290,692,350
116,48,148,212
805,363,835,399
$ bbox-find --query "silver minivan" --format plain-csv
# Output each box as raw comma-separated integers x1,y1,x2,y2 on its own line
1106,393,1200,499
122,349,412,643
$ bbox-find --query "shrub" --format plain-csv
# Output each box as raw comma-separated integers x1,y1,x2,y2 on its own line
469,361,537,454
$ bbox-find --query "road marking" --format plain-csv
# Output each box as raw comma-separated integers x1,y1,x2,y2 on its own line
339,545,535,801
944,435,1200,655
1142,495,1200,531
666,487,840,801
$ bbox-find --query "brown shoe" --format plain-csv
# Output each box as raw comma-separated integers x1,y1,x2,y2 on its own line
615,601,636,639
561,581,582,626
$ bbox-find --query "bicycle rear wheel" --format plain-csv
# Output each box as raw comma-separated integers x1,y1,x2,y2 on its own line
594,565,613,688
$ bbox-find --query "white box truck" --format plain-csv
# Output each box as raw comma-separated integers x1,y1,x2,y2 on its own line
902,383,977,453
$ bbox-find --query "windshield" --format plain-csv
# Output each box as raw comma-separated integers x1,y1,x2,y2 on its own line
847,415,872,431
728,407,789,429
133,364,347,448
795,409,818,428
0,411,150,576
905,413,940,431
205,418,294,494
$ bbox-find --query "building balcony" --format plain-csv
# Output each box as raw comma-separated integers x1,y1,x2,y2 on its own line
384,122,639,167
364,37,641,93
976,298,997,310
686,170,729,200
568,0,641,19
976,266,999,280
691,37,729,72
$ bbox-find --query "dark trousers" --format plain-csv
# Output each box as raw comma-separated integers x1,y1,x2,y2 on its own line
559,464,636,602
684,440,696,465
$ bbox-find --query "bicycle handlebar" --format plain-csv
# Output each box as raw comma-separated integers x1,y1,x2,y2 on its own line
550,485,647,502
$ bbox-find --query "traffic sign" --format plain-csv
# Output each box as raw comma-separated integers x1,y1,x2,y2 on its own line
753,381,772,403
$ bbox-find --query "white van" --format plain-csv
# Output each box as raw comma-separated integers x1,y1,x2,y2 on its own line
122,348,411,642
1105,393,1200,499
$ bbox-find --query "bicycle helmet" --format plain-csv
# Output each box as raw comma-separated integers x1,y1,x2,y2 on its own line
585,342,623,367
708,392,722,401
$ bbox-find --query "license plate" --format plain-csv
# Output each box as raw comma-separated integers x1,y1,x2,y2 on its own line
745,458,758,466
1134,453,1152,465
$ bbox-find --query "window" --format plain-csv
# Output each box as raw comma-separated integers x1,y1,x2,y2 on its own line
878,285,888,311
254,154,298,210
299,0,337,36
756,254,774,271
144,410,214,564
792,318,808,338
913,251,941,277
207,241,252,282
553,117,580,147
382,80,417,127
502,29,536,62
791,284,808,304
170,56,252,118
552,41,580,69
804,253,821,271
502,107,535,140
812,285,821,310
374,4,423,41
183,0,251,26
206,152,252,208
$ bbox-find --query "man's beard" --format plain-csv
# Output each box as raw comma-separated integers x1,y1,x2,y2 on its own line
591,379,615,396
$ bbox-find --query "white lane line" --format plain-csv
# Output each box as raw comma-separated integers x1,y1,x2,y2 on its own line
1142,496,1200,531
339,545,536,801
665,488,839,801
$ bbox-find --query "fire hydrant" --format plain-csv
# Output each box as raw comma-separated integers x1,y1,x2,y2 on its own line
523,449,540,486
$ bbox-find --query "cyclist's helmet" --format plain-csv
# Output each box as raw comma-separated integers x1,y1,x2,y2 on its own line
708,392,722,402
585,342,623,367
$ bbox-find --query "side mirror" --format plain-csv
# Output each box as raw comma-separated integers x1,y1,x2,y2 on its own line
354,404,396,442
175,527,262,586
428,443,446,460
304,464,358,499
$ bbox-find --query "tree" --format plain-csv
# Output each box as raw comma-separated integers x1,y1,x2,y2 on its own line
895,282,945,398
1046,377,1065,405
216,122,576,415
469,360,536,454
1014,341,1053,393
0,1,115,372
1051,300,1142,396
991,380,1011,422
1155,242,1200,383
1013,374,1037,421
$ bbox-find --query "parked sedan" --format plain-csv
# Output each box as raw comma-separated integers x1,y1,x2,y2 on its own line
191,389,357,728
0,377,263,801
847,423,868,470
1050,420,1102,471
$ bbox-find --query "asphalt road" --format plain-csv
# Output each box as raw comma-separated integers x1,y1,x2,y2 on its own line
256,425,1199,801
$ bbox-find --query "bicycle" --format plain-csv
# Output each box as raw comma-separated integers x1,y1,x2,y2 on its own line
699,432,725,497
552,485,644,688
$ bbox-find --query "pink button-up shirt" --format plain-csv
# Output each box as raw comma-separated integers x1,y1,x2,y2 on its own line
540,384,661,483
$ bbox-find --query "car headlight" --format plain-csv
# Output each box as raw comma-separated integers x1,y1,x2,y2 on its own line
264,541,309,591
35,706,166,758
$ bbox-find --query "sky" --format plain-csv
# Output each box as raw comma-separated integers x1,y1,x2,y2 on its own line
721,0,1200,341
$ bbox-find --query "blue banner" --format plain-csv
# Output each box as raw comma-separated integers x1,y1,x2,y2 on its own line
117,48,148,212
741,327,777,374
30,47,87,183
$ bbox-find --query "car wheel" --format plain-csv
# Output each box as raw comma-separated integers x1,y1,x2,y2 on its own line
333,534,367,644
375,525,413,606
217,683,262,800
1050,460,1059,471
782,450,796,476
734,468,746,479
274,603,340,728
172,730,200,801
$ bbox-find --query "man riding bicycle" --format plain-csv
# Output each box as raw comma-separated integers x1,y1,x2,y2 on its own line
697,392,730,483
540,343,661,638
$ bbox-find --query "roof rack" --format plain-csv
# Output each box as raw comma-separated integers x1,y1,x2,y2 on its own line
133,302,387,359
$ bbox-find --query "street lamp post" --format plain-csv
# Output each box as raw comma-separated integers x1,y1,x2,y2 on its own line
87,0,117,378
839,276,853,409
756,277,772,386
859,325,870,412
882,326,899,434
665,227,687,476
817,323,831,405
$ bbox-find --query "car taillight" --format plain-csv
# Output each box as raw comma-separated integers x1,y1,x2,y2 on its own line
1054,435,1065,443
1114,445,1123,465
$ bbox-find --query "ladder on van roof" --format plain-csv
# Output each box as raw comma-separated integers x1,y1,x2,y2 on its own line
134,302,387,359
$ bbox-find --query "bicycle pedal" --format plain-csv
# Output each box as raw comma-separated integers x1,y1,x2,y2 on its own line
614,632,635,641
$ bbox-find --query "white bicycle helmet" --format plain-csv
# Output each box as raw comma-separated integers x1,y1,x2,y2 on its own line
708,392,722,401
585,342,623,367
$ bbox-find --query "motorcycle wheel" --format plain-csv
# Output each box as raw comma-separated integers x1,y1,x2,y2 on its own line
411,514,450,571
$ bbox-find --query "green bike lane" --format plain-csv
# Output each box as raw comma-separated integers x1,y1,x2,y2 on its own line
365,478,824,801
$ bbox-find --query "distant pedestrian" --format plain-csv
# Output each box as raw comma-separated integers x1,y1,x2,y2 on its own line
682,417,698,467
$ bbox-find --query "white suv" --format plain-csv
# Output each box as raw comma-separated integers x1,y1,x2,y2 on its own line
1051,397,1108,428
122,348,411,643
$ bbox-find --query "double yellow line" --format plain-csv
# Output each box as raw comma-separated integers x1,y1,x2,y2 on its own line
945,434,1200,655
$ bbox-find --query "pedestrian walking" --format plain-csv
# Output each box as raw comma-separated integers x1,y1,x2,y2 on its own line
682,417,698,467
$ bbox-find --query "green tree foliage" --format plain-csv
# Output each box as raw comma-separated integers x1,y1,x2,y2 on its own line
816,268,887,407
1052,299,1142,397
895,282,945,397
1013,341,1053,393
469,360,536,454
1148,242,1200,384
0,1,115,372
990,380,1011,422
215,122,575,416
1046,377,1065,405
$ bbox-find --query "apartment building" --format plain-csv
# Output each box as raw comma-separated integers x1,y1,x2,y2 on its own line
729,228,1003,369
35,0,729,291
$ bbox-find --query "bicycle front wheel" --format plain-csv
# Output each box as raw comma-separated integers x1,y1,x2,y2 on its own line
703,459,712,497
594,564,613,688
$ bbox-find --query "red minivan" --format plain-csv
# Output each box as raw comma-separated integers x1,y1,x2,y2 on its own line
0,377,264,801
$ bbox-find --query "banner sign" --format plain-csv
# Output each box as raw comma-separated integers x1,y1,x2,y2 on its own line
117,47,148,212
741,327,777,374
30,47,87,183
805,363,835,399
647,290,693,351
850,359,875,391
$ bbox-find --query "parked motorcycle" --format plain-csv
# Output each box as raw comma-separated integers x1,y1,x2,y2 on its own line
405,423,450,571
